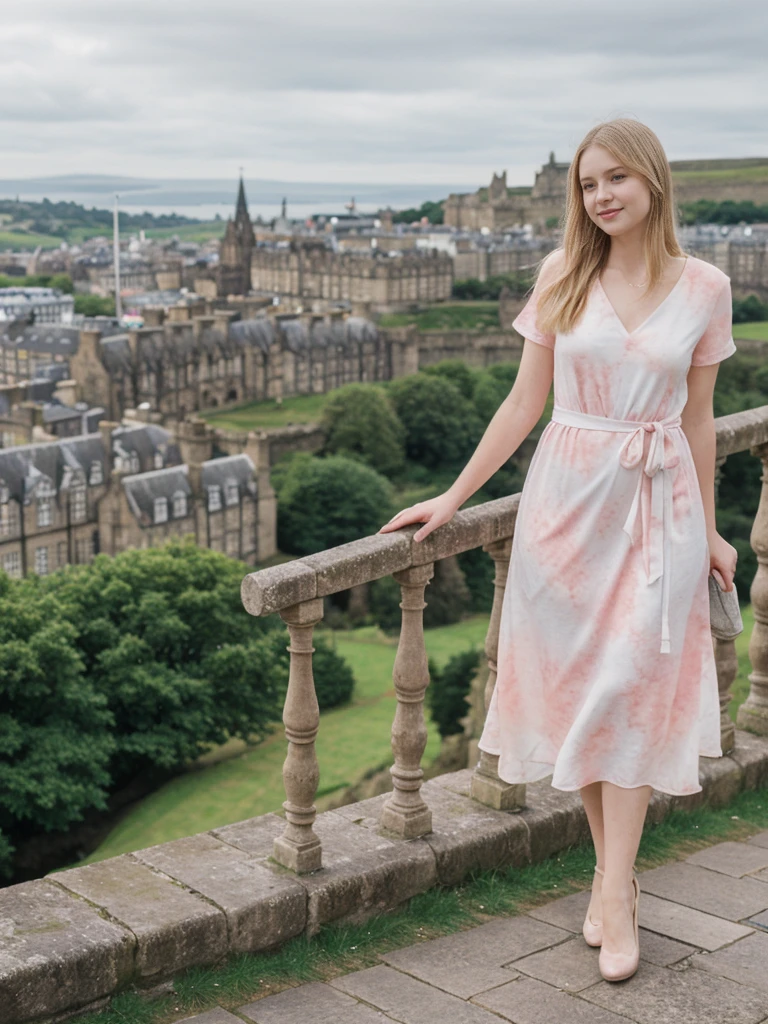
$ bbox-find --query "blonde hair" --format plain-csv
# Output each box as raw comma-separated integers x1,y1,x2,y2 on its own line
534,117,686,337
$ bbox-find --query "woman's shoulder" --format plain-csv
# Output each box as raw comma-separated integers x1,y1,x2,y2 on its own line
686,254,730,289
537,247,566,285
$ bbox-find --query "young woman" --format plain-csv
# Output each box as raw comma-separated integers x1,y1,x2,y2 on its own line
377,117,738,982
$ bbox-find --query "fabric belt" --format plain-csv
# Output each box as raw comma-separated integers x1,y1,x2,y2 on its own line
549,404,683,655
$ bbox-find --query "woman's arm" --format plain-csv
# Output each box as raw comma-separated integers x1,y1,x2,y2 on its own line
682,362,738,589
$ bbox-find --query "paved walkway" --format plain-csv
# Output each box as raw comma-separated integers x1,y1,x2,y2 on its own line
179,832,768,1024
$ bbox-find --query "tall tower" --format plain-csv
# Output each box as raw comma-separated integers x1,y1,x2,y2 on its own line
217,172,255,297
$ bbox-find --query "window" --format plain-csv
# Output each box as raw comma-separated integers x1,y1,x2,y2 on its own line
207,486,222,512
34,546,49,576
0,502,18,536
2,551,20,578
172,492,187,518
154,451,164,470
89,461,103,486
75,536,93,564
71,485,87,523
37,497,52,527
130,452,140,474
56,541,67,568
225,479,239,506
154,497,168,523
1,431,14,448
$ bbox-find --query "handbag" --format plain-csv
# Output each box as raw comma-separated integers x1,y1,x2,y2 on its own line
709,569,744,641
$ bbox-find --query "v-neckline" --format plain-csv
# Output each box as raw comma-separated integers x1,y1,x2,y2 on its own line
596,256,690,337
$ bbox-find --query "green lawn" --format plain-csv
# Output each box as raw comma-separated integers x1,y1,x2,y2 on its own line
734,322,768,341
56,616,490,870
377,302,501,332
202,392,337,431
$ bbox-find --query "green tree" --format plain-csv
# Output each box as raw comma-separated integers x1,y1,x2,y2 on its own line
386,373,483,471
275,452,395,555
320,383,406,477
427,647,482,737
422,359,481,401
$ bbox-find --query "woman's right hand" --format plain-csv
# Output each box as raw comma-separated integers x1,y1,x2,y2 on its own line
377,492,461,544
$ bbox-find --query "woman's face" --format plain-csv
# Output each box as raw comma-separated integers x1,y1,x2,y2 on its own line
579,143,652,237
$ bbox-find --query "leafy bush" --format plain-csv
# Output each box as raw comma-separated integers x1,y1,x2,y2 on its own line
422,359,481,401
386,373,483,471
428,647,483,737
320,383,405,477
275,452,395,555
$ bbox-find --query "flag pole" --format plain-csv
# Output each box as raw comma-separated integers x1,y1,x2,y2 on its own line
113,193,122,322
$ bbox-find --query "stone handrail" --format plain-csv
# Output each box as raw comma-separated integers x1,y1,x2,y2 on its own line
241,404,768,873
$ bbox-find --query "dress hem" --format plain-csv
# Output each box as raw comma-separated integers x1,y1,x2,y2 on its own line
477,742,723,798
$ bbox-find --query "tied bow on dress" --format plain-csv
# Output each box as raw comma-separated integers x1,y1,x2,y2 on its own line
618,416,682,654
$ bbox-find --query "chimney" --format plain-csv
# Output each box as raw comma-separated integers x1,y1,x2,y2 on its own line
177,416,214,495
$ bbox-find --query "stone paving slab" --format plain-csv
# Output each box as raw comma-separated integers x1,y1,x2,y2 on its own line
132,830,306,953
471,974,631,1023
506,933,603,992
637,861,768,920
690,929,768,993
747,831,768,849
238,981,391,1023
379,915,570,998
331,963,504,1023
178,1011,245,1024
638,891,755,950
579,958,768,1024
50,853,227,979
685,841,768,877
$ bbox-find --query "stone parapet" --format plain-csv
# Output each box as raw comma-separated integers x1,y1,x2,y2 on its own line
1,732,768,1024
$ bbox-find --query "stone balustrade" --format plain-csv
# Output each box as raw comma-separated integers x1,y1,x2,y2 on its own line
241,403,768,873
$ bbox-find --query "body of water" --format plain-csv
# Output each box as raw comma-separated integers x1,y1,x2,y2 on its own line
0,175,470,223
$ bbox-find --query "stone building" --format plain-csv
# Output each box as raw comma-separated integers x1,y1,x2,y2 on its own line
250,240,453,312
0,417,275,579
443,153,570,233
69,307,395,422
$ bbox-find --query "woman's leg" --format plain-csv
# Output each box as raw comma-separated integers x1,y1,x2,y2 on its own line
600,781,652,953
580,782,606,921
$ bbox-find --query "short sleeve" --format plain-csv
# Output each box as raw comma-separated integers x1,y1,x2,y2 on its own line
512,278,556,350
691,275,737,366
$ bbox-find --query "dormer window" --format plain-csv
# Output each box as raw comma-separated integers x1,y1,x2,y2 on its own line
70,483,87,523
89,460,103,486
154,452,164,470
172,492,187,518
225,479,239,506
130,452,140,474
207,486,222,512
154,497,168,524
0,483,8,504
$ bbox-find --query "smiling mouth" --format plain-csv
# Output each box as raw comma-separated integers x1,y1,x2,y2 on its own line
599,209,622,217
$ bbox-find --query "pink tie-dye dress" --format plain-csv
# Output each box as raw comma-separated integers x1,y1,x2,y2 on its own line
477,255,737,796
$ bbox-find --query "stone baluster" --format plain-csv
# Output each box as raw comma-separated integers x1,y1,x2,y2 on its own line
713,453,737,752
379,563,435,838
273,597,324,872
470,536,526,810
737,442,768,734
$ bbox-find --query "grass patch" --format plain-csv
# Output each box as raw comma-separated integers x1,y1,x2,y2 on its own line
201,392,335,431
377,302,501,332
734,322,768,342
71,782,768,1024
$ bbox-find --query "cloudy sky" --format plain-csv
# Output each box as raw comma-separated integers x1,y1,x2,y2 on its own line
1,0,766,188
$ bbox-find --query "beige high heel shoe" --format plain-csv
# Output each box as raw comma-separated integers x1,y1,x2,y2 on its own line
582,865,604,946
599,873,640,982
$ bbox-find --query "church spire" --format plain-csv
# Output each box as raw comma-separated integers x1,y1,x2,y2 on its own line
235,168,249,224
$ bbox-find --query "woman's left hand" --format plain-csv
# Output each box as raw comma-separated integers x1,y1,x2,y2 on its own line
708,531,738,591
